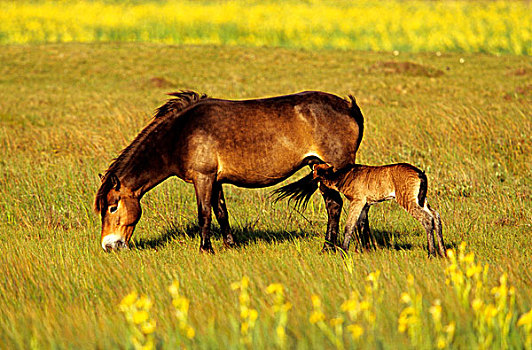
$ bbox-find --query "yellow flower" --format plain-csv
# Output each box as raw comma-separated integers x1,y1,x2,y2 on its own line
240,305,250,318
241,321,249,333
407,274,414,285
266,283,283,294
366,270,381,283
276,325,286,339
347,324,364,339
401,306,415,317
330,317,344,327
359,301,371,310
168,280,180,295
136,295,152,310
400,292,411,304
444,321,456,335
398,317,408,333
120,291,138,308
446,249,455,260
311,295,322,307
241,276,250,288
466,264,482,278
141,320,156,334
133,310,149,325
309,311,325,324
436,336,446,349
186,327,196,339
429,303,442,321
249,309,258,322
463,252,475,263
341,299,358,312
517,309,532,327
283,302,293,312
483,304,498,319
472,298,483,311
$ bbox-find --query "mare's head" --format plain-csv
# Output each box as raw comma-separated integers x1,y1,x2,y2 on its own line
95,173,142,252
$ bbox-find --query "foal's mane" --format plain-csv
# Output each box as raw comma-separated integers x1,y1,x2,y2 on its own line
94,91,209,212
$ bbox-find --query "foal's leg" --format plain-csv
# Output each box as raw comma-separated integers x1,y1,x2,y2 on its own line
211,183,235,248
357,204,376,250
342,200,366,252
408,204,437,257
193,173,216,253
319,183,343,252
431,206,445,257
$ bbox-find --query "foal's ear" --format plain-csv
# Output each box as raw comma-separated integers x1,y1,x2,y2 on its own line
312,163,333,179
98,173,103,181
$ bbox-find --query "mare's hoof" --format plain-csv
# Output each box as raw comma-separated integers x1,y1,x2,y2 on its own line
200,246,215,254
320,244,337,254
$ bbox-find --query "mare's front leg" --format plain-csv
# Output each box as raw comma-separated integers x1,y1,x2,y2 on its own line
193,173,216,253
211,183,235,248
319,183,343,252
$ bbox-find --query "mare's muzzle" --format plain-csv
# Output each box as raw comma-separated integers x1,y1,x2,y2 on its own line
101,235,129,252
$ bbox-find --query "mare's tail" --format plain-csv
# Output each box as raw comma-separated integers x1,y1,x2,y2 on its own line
271,172,319,209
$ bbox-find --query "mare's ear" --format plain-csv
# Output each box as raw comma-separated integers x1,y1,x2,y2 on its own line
109,173,121,190
98,173,103,181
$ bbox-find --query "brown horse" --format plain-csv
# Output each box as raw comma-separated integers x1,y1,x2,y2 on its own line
95,91,364,253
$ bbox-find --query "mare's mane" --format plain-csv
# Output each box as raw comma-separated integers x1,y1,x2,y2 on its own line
153,91,208,119
94,91,208,212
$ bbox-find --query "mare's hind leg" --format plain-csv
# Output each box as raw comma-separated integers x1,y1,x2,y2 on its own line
408,204,436,257
319,183,343,252
193,173,216,253
342,200,366,252
211,183,235,248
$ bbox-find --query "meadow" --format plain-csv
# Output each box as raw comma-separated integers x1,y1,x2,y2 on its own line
0,42,530,349
0,1,531,349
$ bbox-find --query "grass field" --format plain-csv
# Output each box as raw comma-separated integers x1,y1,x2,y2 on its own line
0,42,530,349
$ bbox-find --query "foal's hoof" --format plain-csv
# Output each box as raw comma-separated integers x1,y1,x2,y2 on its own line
427,251,444,259
223,235,237,249
223,240,237,249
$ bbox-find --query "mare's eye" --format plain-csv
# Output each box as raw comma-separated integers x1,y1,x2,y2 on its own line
109,206,118,214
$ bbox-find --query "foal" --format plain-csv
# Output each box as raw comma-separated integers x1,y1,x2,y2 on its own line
313,163,445,257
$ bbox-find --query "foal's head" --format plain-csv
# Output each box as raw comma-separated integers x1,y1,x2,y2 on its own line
95,173,142,252
312,163,337,188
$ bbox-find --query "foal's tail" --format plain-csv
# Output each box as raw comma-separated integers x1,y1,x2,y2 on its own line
271,172,319,209
417,170,428,207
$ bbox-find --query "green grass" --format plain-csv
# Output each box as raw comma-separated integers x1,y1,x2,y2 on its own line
0,43,531,349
